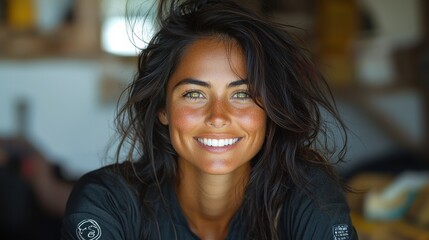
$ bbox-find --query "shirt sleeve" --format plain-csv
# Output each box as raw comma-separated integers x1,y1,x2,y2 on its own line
280,168,359,240
61,167,142,240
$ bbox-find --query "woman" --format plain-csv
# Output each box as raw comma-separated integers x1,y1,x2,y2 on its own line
62,0,358,239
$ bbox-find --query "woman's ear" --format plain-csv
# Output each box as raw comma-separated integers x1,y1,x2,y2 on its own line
158,109,169,125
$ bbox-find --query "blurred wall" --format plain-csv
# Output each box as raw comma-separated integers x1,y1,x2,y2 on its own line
0,60,117,178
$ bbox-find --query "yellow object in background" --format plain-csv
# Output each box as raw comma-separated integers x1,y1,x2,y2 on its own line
6,0,36,30
316,0,359,88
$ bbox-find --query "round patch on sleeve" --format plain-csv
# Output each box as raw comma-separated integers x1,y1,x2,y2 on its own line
76,219,102,240
332,224,350,240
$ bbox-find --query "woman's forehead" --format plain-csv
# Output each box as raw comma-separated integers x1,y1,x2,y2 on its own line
167,37,247,88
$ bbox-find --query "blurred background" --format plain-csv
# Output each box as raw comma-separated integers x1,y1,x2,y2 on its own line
0,0,428,239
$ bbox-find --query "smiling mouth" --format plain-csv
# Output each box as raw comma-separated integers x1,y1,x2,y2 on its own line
196,138,240,147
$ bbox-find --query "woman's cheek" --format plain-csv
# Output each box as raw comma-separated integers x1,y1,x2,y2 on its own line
170,105,203,130
236,107,267,131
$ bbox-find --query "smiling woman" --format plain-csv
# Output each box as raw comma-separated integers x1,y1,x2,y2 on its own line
158,38,266,177
61,0,358,239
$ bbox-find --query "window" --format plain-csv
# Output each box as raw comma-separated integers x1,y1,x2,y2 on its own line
101,0,156,56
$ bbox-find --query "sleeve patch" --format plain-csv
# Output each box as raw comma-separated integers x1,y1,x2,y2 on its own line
332,224,350,240
76,219,102,240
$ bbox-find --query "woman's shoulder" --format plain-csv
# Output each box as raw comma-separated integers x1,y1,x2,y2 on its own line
61,163,143,239
285,165,348,212
76,163,131,184
279,165,358,239
68,164,136,201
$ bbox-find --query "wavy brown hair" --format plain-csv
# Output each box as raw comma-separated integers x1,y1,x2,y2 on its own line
115,0,348,239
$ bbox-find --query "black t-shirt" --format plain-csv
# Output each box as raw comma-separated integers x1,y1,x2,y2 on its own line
61,165,358,239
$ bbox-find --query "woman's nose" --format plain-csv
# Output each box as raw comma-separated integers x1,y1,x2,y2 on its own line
205,99,231,128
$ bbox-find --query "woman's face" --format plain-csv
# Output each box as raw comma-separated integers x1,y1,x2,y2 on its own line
159,38,266,175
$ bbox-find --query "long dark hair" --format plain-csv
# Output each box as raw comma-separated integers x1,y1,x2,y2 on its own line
115,0,348,239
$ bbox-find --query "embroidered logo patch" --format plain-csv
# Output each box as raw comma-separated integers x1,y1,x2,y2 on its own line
332,224,350,240
76,219,102,240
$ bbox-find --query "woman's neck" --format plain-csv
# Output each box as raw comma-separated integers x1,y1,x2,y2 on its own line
175,162,250,240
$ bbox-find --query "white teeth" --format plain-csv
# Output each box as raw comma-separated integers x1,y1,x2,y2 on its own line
197,138,239,147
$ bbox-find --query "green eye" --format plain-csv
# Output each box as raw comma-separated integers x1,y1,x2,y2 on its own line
184,91,204,99
233,91,250,99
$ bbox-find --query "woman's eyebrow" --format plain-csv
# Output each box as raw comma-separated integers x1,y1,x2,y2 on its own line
173,78,248,89
173,78,210,89
228,79,248,87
